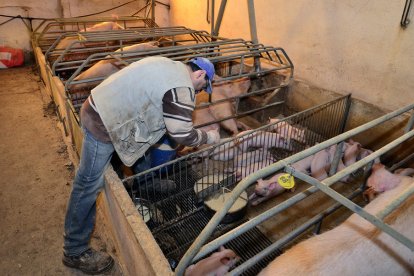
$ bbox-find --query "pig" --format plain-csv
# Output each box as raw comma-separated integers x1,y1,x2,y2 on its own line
363,163,407,201
83,21,124,32
310,148,330,181
210,139,240,161
268,118,306,143
56,21,125,50
357,147,381,164
233,148,272,167
249,155,314,205
236,130,293,152
185,246,239,276
249,173,287,206
69,42,159,90
209,91,239,135
326,144,350,182
234,161,273,180
343,140,362,167
259,172,414,276
192,106,220,132
208,76,251,135
395,167,414,177
55,35,79,50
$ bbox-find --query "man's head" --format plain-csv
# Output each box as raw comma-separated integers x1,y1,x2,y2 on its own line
187,57,215,93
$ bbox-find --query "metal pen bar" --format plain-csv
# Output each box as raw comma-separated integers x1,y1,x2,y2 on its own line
55,40,289,76
376,185,414,220
213,0,228,36
57,38,248,74
174,104,414,276
63,43,292,89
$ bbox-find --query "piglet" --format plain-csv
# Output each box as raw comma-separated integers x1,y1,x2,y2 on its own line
394,167,414,177
343,140,361,167
310,148,330,181
233,148,272,167
234,161,273,180
185,246,240,276
363,163,403,201
210,139,240,161
249,173,287,206
268,118,306,143
236,130,293,152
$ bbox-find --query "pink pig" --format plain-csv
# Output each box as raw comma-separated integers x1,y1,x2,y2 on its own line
343,140,362,167
259,172,414,276
236,130,293,152
249,155,313,206
185,246,239,276
249,173,286,206
363,163,403,201
209,77,251,135
268,118,306,143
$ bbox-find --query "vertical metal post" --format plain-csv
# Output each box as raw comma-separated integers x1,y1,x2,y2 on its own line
213,0,228,36
247,0,258,44
247,0,261,71
210,0,215,36
151,0,155,26
339,94,352,133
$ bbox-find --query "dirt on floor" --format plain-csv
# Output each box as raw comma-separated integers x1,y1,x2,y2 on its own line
0,66,121,275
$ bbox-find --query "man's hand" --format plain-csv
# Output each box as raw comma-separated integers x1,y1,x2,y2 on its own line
206,129,220,144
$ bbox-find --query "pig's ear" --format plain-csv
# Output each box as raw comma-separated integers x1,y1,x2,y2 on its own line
269,182,277,190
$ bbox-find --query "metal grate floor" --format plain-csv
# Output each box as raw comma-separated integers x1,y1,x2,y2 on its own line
153,209,282,275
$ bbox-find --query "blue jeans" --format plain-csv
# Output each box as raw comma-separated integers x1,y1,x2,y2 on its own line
63,128,114,256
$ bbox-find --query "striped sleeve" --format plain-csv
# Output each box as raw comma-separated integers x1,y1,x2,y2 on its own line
163,87,207,147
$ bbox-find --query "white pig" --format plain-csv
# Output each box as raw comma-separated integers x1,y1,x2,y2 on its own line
259,168,414,276
56,21,125,50
70,41,159,90
185,246,239,276
343,140,362,167
83,21,124,32
310,148,330,181
249,155,314,206
236,130,293,152
268,118,306,143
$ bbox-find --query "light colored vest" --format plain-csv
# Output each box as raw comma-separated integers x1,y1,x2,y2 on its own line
91,57,193,166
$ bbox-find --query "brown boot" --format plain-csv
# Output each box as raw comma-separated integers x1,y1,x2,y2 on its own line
63,248,114,275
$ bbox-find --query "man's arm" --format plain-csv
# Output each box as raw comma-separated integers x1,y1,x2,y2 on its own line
162,87,208,147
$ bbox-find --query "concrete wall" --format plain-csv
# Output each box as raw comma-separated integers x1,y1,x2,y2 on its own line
0,0,170,51
2,0,412,110
0,1,61,52
169,0,414,111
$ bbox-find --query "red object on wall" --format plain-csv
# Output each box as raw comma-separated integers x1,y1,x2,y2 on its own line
0,46,24,68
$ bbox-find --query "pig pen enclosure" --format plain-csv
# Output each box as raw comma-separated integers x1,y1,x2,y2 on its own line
32,17,414,275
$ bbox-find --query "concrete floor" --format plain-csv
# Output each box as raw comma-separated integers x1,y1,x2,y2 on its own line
0,66,121,275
